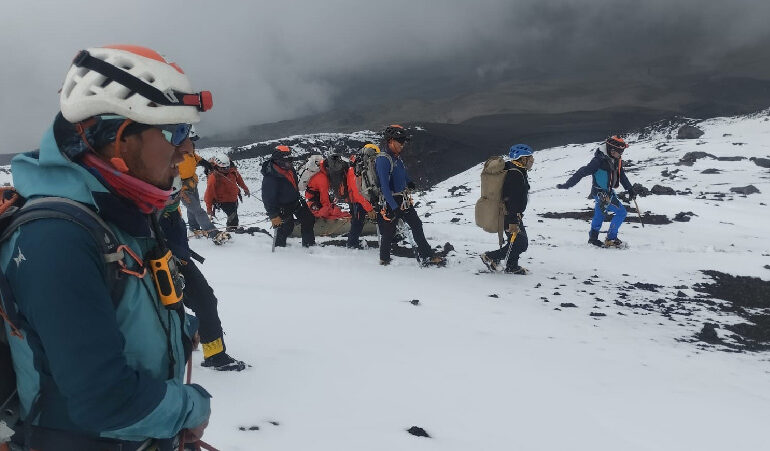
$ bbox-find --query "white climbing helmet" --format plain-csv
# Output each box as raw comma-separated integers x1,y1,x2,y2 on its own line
60,45,212,125
213,154,230,168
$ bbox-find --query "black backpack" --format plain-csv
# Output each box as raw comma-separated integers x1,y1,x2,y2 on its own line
0,189,127,445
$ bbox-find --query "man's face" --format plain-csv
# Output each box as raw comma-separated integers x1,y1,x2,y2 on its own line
609,149,623,159
518,155,534,170
388,138,406,154
122,128,187,189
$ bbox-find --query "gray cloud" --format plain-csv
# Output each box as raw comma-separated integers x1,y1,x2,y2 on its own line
1,0,769,152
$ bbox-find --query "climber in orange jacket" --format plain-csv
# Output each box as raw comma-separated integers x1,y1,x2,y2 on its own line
204,154,250,230
344,155,377,248
304,161,350,220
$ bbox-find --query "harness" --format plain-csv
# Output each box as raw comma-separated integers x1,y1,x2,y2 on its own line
595,153,622,193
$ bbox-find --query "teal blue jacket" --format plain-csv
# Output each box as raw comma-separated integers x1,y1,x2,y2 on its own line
0,123,210,441
561,147,634,196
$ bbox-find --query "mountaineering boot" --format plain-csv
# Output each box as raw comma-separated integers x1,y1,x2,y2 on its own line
192,229,207,238
480,253,499,271
200,337,246,371
504,265,529,275
212,230,231,245
588,229,604,247
604,238,624,248
201,352,247,372
421,255,446,267
379,259,391,266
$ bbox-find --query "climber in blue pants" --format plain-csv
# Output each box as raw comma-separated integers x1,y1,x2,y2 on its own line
591,192,627,242
557,136,636,248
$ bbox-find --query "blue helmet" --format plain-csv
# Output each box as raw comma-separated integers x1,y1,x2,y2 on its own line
509,144,533,160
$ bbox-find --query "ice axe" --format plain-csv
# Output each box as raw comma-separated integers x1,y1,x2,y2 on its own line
503,228,519,268
397,219,422,267
632,198,645,228
271,226,278,253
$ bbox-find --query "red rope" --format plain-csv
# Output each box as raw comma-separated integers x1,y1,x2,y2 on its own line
178,356,221,451
198,440,221,451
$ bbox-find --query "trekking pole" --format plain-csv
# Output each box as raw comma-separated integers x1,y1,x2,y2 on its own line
632,198,645,228
179,360,222,451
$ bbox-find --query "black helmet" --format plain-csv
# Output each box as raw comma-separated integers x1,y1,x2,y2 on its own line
383,124,410,142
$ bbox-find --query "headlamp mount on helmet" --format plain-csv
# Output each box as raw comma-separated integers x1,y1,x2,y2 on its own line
71,50,213,113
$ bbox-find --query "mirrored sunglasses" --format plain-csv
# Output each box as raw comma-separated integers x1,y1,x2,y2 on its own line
156,123,193,147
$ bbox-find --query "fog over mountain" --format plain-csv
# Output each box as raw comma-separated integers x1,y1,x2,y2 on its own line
2,0,770,153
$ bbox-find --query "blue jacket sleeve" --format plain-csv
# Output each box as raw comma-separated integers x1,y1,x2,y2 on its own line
563,157,601,188
376,156,398,210
261,176,279,218
7,220,209,439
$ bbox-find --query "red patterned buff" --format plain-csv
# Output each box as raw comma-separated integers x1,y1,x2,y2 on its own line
82,153,171,213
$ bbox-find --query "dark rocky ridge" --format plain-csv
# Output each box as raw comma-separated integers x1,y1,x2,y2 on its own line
196,75,770,186
230,108,695,186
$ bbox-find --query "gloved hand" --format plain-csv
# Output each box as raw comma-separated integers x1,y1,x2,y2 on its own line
598,191,611,210
184,418,209,443
270,216,283,228
556,183,567,189
245,191,251,197
628,190,637,201
366,209,377,220
508,223,521,236
407,181,416,190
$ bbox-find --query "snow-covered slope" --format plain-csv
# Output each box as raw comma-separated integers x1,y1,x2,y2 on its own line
184,111,770,450
3,111,769,450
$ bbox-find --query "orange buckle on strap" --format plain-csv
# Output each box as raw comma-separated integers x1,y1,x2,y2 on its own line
117,244,147,278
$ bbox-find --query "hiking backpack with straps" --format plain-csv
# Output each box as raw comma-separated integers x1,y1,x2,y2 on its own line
475,156,509,245
297,154,324,193
353,144,393,204
0,188,127,446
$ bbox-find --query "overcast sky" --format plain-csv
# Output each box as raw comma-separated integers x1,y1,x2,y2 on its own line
1,0,769,153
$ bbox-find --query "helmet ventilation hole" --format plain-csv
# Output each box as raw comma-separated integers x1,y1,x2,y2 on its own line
62,80,76,98
139,73,155,84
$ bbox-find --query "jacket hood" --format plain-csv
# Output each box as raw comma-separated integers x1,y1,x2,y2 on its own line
595,146,613,161
11,121,110,207
260,159,274,176
261,158,295,177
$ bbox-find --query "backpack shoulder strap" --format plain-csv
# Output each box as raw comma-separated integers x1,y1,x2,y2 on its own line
0,197,127,307
376,153,395,174
0,197,130,442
